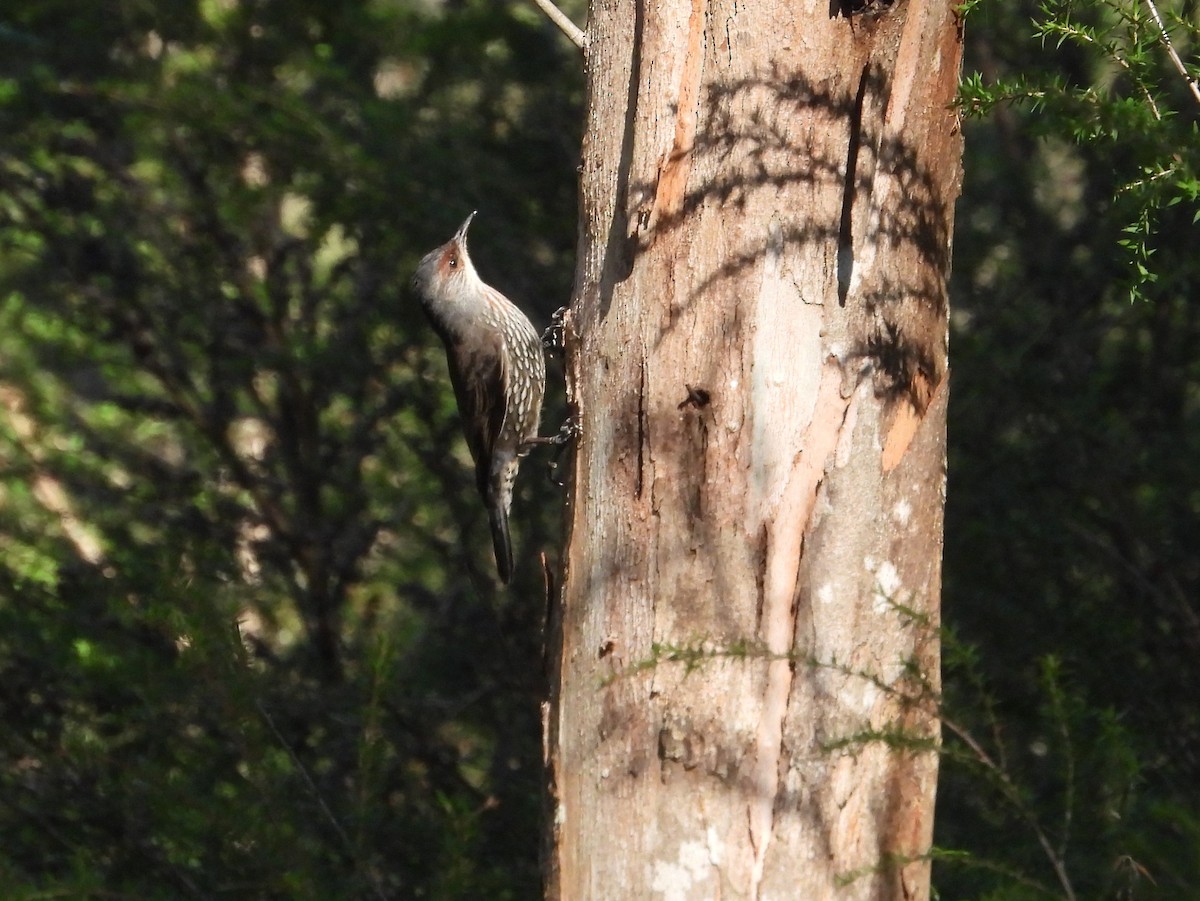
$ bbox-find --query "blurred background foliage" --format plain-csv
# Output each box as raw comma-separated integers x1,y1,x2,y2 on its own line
0,0,581,896
941,0,1200,898
0,0,1195,898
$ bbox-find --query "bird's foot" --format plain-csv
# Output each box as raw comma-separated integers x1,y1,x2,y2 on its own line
549,415,580,446
542,306,569,352
524,416,579,486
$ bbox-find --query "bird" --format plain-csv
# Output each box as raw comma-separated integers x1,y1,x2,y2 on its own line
411,212,546,583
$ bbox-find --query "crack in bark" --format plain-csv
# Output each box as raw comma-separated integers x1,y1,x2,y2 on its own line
596,0,645,319
636,356,648,499
837,64,870,307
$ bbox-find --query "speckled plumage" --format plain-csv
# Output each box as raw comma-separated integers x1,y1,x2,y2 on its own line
411,213,545,583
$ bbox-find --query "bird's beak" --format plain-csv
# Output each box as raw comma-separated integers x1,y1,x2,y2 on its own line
454,211,477,245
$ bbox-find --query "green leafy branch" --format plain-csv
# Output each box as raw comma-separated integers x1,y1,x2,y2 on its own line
609,623,1155,899
959,0,1200,301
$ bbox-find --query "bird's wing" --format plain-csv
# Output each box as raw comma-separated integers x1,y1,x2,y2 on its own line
445,330,508,498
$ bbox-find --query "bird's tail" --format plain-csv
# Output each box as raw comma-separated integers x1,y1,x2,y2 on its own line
488,502,514,584
486,460,519,583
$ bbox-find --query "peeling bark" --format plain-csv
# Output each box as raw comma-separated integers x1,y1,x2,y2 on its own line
546,1,962,898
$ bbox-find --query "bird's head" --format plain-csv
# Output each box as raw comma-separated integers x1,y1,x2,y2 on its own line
411,211,481,304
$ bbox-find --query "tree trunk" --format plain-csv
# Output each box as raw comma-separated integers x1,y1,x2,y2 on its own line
544,1,962,898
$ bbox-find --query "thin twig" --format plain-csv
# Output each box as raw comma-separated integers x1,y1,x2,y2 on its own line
531,0,586,51
256,700,390,901
1143,0,1200,106
941,715,1078,901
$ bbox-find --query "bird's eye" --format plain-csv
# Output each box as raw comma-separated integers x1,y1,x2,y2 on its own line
448,254,458,269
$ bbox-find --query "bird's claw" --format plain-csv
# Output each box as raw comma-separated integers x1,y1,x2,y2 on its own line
545,415,580,486
550,415,580,445
542,306,569,352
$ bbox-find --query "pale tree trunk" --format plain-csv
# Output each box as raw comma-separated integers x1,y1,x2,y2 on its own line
544,1,962,899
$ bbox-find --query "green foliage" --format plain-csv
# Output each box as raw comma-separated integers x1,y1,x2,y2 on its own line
958,0,1200,302
938,637,1167,899
941,0,1200,897
0,0,580,895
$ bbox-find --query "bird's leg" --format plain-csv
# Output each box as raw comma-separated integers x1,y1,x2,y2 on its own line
523,416,579,449
541,306,569,353
522,416,580,486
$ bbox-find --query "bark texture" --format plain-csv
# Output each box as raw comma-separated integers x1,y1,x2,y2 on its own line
545,1,963,898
